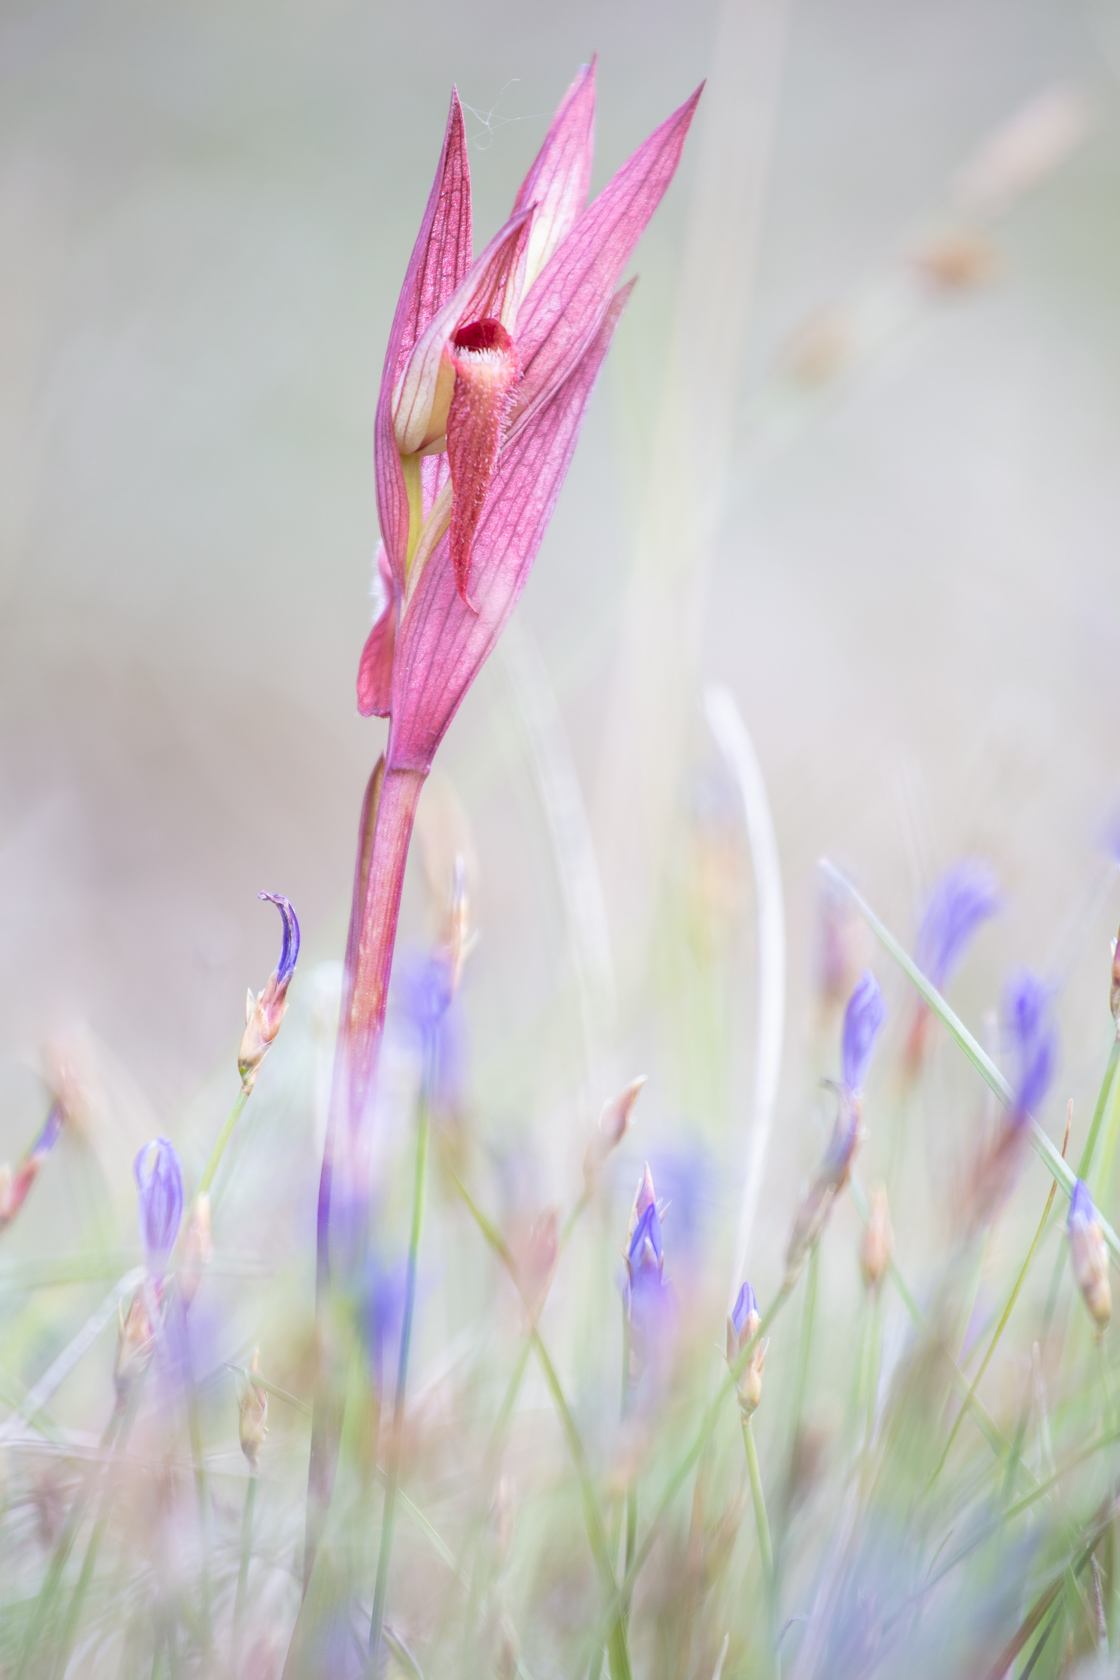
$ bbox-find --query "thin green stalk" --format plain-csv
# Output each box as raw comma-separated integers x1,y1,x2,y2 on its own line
1002,1048,1120,1500
928,1173,1059,1489
14,1404,123,1680
1081,1041,1119,1186
436,1177,597,1662
527,1324,632,1680
369,1096,432,1668
1092,1038,1120,1205
1019,1599,1064,1679
742,1417,773,1589
50,1387,144,1678
195,1086,250,1201
580,1288,794,1674
621,1295,636,1620
455,1339,534,1664
1099,1341,1115,1437
590,1298,633,1680
234,1474,257,1638
452,1171,631,1680
624,1487,638,1610
848,1174,1026,1479
864,1289,882,1457
897,1419,1120,1627
781,1240,818,1546
185,1379,212,1647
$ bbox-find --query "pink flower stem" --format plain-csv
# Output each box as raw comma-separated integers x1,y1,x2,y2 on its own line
302,759,425,1593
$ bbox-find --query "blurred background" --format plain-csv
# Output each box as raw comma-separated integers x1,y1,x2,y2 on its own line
2,0,1120,1475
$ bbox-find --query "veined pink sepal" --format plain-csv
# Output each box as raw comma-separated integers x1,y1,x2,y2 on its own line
446,319,521,605
392,207,534,456
514,85,702,430
386,281,634,772
512,58,597,291
374,92,472,590
357,545,396,718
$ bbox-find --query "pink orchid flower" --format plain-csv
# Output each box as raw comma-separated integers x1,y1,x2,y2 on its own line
303,65,701,1609
333,64,701,1142
357,62,701,774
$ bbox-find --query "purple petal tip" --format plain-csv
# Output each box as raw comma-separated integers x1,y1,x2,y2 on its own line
259,892,300,986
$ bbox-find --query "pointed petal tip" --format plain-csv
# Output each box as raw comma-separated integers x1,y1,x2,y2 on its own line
678,83,705,124
258,892,300,984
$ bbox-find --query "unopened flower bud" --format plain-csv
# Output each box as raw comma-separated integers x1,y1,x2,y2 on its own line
114,1289,155,1400
912,230,995,290
626,1163,658,1250
583,1076,646,1190
1110,926,1120,1027
1069,1179,1111,1334
860,1183,893,1293
726,1281,768,1416
179,1194,213,1309
134,1138,183,1278
238,893,300,1092
239,1351,269,1472
0,1105,64,1232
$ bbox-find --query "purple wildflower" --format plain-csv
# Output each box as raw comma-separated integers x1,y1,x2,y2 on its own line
395,950,464,1110
623,1167,676,1393
915,860,1001,990
133,1137,183,1274
841,970,886,1096
726,1279,767,1415
363,1257,408,1396
1002,968,1057,1122
731,1279,758,1342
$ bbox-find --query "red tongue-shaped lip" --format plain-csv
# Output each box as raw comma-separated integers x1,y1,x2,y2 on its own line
446,317,521,608
453,317,513,355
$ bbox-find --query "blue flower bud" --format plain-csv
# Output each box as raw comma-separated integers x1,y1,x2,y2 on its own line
1002,968,1057,1122
395,951,464,1110
628,1199,663,1272
133,1137,183,1273
731,1280,758,1342
841,970,886,1096
727,1279,767,1413
915,860,1001,990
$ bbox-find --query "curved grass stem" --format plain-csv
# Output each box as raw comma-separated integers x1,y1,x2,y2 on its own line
234,1474,257,1642
742,1417,773,1589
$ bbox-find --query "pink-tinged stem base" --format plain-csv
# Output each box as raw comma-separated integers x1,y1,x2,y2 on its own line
301,761,424,1604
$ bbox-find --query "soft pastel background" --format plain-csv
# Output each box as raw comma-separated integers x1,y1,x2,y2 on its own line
2,4,1120,1664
